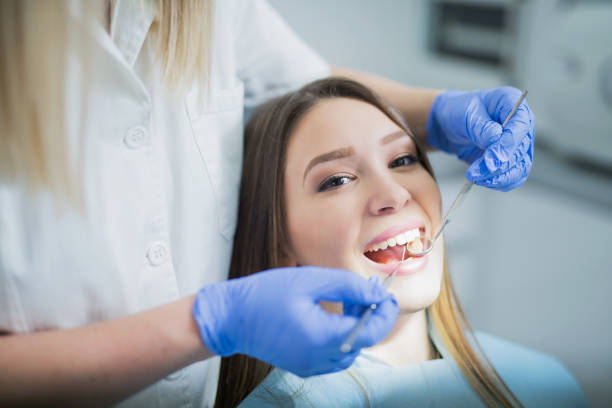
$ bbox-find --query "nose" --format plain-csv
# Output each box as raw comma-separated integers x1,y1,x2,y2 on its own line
367,174,412,216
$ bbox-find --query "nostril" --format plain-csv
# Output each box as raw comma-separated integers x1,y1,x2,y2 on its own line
378,206,396,214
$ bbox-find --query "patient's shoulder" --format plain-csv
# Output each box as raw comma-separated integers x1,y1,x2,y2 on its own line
474,331,588,407
238,366,364,407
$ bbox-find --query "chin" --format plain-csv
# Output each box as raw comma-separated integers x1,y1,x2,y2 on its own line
392,259,443,313
395,284,441,313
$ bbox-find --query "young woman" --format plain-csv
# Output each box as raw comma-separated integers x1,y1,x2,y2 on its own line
216,78,586,407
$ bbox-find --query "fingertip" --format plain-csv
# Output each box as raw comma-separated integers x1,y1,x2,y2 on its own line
466,159,483,181
466,156,497,182
333,349,360,363
336,356,357,370
368,275,382,287
352,297,398,349
473,158,531,191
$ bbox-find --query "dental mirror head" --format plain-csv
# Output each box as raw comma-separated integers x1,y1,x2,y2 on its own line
406,235,434,257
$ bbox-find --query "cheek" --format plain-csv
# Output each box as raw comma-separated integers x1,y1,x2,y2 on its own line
412,173,442,230
287,197,358,267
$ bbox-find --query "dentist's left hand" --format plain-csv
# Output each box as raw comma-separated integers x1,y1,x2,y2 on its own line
426,86,534,191
192,267,398,377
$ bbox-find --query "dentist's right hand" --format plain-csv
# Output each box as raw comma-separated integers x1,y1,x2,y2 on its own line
192,267,398,377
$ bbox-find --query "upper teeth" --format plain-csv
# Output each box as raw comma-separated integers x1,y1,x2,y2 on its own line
366,228,421,252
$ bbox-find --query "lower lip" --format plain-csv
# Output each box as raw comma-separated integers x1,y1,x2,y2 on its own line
367,253,429,276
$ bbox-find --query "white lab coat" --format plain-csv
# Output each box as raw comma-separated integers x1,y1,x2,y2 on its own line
0,0,329,406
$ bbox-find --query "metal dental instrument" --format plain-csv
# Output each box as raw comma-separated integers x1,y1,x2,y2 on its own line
340,245,406,353
407,90,529,258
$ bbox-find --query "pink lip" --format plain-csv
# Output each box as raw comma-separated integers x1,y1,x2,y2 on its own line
364,221,426,250
366,253,429,276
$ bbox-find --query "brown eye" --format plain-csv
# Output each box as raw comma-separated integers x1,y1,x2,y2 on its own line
389,154,419,169
317,175,355,192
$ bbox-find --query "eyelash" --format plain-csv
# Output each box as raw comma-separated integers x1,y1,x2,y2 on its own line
316,154,420,192
317,174,355,192
389,154,419,169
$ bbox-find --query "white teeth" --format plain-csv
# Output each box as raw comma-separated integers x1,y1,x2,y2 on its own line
365,227,423,253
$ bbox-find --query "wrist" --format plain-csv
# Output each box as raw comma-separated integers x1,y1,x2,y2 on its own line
183,295,214,362
192,281,237,357
425,90,468,154
425,91,448,152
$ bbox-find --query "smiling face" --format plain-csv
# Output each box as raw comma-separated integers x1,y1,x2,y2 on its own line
283,98,444,312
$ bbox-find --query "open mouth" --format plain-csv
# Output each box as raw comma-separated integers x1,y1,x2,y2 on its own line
364,227,425,264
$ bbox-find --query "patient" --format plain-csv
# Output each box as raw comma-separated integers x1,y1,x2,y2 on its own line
215,78,587,407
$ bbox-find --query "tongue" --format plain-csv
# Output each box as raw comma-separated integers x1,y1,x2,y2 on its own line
365,244,406,264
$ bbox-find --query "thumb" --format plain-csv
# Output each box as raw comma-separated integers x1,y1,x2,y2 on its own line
313,269,390,306
351,296,399,349
342,276,384,316
467,100,503,149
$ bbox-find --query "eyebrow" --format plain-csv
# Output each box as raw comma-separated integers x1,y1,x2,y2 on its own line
381,130,407,144
302,130,410,182
303,147,355,181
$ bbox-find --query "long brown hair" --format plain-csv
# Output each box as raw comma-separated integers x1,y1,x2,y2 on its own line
216,78,523,408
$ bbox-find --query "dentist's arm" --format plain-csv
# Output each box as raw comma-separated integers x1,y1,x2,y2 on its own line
0,296,209,407
332,67,535,191
0,267,396,406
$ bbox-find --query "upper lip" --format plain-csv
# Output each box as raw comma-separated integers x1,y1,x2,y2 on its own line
363,221,426,251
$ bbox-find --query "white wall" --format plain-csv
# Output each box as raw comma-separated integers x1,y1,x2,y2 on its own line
268,0,612,406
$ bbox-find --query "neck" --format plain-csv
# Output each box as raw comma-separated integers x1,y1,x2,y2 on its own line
363,309,435,366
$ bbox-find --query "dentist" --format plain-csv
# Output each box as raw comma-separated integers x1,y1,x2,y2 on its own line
0,0,533,406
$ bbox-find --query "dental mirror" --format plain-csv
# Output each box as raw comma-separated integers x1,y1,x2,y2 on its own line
407,90,528,258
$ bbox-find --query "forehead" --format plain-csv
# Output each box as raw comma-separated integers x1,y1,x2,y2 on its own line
289,98,402,153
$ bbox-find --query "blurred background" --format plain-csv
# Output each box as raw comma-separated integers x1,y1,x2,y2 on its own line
269,0,612,406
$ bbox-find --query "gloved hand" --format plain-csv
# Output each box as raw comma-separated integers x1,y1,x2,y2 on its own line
426,86,534,191
193,267,398,377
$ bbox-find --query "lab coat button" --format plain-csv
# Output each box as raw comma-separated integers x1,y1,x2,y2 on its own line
146,242,169,266
124,126,149,149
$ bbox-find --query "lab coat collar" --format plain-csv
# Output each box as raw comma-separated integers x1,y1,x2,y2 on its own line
110,0,155,68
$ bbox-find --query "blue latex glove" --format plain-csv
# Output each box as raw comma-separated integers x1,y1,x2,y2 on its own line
426,86,534,191
193,267,398,377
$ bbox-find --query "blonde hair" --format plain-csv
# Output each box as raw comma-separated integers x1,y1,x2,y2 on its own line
0,0,214,203
152,0,214,97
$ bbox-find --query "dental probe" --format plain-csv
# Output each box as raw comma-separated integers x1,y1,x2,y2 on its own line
407,90,529,258
340,246,406,353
